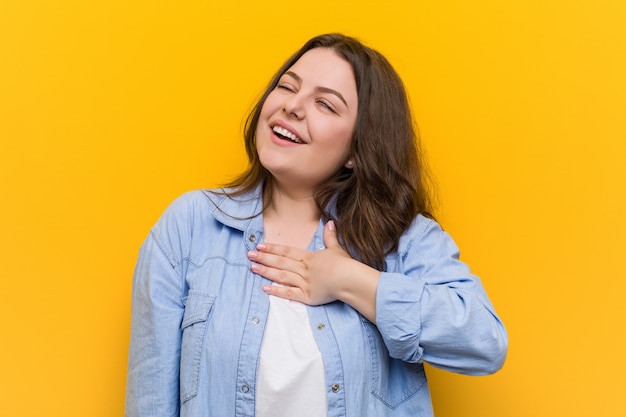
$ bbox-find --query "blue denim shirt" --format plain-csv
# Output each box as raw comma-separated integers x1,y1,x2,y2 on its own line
125,188,507,417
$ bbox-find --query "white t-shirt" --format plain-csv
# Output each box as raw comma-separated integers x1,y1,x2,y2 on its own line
256,285,328,417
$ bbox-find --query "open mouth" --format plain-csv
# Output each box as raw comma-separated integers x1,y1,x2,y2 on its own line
272,125,303,144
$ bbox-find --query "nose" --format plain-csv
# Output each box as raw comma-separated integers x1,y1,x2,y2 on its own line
283,93,305,120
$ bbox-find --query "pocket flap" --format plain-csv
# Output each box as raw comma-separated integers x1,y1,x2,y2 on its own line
181,291,215,328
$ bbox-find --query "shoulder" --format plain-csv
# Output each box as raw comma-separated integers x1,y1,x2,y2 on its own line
399,214,444,242
149,190,217,250
159,187,249,221
155,187,263,235
157,190,217,226
148,189,252,265
396,214,460,259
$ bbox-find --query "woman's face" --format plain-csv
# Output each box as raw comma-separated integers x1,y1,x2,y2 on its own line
255,47,358,193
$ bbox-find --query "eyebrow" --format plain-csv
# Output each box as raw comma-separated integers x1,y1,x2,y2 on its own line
283,71,349,107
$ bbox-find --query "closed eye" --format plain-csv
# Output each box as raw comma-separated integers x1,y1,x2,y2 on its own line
316,99,336,113
277,83,296,93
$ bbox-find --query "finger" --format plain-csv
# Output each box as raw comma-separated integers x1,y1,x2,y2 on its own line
251,262,301,286
248,250,306,274
262,284,304,303
323,220,341,249
256,242,306,261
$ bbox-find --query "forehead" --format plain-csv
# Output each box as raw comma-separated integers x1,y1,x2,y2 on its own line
286,48,357,94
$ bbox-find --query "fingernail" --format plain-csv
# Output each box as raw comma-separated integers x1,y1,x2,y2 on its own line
248,250,258,259
256,243,266,251
262,285,271,294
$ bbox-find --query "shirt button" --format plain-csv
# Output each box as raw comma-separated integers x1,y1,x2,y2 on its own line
249,234,257,243
316,243,325,250
317,323,325,330
251,317,260,324
331,384,340,393
241,385,250,393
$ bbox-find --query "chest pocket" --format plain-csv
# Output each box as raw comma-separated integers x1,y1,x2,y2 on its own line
361,318,427,409
180,290,216,404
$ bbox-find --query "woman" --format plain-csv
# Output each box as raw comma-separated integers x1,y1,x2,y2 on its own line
126,33,508,417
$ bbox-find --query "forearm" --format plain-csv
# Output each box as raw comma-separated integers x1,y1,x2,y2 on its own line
375,270,508,374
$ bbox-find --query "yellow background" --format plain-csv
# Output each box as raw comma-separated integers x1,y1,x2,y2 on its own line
1,0,624,416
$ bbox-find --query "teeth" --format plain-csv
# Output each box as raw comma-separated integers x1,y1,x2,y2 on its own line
273,126,302,143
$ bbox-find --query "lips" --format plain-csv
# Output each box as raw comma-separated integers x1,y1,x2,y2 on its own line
270,121,305,144
272,126,303,144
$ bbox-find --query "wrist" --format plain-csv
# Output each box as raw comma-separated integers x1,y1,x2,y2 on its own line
335,258,380,322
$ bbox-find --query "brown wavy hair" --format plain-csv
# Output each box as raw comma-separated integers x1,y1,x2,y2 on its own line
223,33,435,269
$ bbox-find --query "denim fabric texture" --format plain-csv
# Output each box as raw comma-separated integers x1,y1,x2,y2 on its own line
125,187,508,417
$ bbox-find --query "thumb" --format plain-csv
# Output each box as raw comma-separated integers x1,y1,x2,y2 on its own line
323,220,341,249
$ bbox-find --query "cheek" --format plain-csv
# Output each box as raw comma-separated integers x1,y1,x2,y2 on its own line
260,92,281,117
312,124,353,167
256,96,278,138
329,109,357,148
329,123,355,152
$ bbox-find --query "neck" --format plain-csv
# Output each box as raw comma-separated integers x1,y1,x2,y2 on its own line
265,184,320,223
263,182,321,248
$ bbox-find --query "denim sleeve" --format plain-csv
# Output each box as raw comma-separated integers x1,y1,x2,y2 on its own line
125,208,188,416
375,219,508,375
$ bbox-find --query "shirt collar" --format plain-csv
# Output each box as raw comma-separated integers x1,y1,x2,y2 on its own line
201,184,263,232
201,184,339,244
